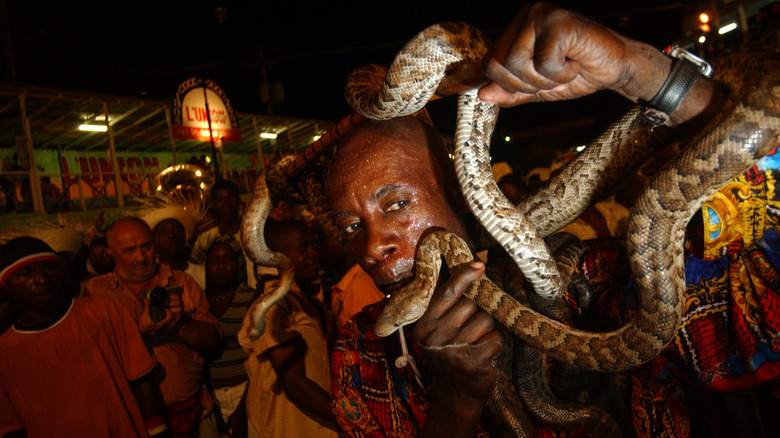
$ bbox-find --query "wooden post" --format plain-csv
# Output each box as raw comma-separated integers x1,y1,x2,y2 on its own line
18,93,44,212
165,108,178,165
104,102,124,207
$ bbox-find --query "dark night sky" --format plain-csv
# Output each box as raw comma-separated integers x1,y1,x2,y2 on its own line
3,0,703,170
4,1,689,116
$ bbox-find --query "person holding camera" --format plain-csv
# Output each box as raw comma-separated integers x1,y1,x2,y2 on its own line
86,216,221,437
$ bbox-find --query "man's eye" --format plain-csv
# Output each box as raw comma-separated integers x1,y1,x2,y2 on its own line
386,200,408,212
342,223,360,234
15,267,34,277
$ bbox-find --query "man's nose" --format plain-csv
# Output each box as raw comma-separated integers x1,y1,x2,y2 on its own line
134,248,148,262
32,266,52,285
362,227,398,265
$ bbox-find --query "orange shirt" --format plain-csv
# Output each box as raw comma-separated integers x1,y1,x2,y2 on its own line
330,264,385,331
0,297,157,437
86,263,220,406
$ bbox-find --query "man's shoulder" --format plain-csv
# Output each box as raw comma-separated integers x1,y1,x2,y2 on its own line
191,227,220,263
85,272,120,295
342,300,387,336
68,296,133,328
195,226,219,242
75,295,124,312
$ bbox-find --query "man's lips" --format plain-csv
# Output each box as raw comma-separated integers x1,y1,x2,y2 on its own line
377,273,416,294
32,287,58,300
366,255,415,287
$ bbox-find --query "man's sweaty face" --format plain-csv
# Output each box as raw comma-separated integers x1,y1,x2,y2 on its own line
326,130,466,288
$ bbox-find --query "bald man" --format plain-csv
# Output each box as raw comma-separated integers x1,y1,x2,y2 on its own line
86,216,221,436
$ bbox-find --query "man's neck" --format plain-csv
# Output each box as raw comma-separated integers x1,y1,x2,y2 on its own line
15,297,72,331
217,219,240,235
298,280,319,297
158,256,188,271
209,284,237,296
116,269,160,297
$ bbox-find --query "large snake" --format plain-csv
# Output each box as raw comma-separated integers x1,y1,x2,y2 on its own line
241,113,366,339
361,21,780,371
240,15,780,437
241,154,297,339
339,19,780,437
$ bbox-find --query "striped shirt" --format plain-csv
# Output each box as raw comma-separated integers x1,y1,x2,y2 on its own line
208,283,257,388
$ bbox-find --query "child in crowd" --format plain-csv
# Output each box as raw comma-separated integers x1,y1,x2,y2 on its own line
203,236,258,437
239,219,337,438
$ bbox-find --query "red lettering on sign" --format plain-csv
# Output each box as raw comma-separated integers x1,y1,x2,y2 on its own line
142,157,159,168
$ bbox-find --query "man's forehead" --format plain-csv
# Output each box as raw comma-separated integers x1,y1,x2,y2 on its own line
111,224,152,246
154,218,184,232
214,188,237,199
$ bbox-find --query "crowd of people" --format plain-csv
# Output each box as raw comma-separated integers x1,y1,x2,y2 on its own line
0,177,359,438
2,2,780,438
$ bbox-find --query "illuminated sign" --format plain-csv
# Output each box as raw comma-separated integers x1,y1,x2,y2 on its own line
172,78,241,142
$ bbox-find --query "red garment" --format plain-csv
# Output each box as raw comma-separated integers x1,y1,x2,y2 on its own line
86,263,220,407
0,297,157,437
331,300,492,437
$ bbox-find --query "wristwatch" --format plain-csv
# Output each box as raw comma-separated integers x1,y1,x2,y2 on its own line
643,45,714,125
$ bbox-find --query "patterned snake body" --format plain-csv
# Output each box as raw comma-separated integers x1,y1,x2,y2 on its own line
241,155,296,339
366,24,780,372
240,16,780,437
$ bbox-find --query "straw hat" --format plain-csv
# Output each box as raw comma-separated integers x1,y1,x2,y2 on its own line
139,205,198,240
133,190,206,241
0,214,90,256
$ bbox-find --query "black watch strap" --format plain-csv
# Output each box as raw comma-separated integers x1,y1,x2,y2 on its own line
643,45,713,125
648,58,701,116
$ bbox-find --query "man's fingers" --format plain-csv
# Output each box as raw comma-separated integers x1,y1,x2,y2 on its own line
482,57,540,95
478,83,533,106
474,330,505,361
458,310,497,345
423,261,485,321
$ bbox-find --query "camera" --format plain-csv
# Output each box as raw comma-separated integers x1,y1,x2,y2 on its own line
147,286,169,306
144,285,182,322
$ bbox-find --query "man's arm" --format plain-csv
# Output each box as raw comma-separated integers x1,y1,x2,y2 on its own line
412,262,504,438
175,317,220,353
0,383,25,438
479,2,724,128
130,369,171,437
266,337,337,429
136,293,220,353
225,383,249,438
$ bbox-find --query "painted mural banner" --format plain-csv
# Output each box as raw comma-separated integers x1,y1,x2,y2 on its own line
0,148,259,203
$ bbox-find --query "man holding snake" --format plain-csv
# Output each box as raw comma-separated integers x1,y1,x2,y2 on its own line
326,2,775,437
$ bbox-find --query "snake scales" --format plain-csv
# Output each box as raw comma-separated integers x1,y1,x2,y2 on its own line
342,20,780,437
359,22,780,371
240,16,780,438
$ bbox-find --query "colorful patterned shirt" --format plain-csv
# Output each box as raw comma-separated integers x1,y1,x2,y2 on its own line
331,299,492,437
